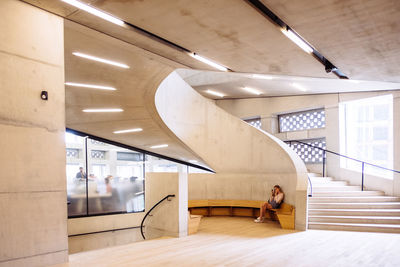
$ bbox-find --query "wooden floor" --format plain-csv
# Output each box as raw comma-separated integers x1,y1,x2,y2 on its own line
56,217,400,267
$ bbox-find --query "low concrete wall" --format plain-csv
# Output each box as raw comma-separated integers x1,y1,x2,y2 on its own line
189,173,307,230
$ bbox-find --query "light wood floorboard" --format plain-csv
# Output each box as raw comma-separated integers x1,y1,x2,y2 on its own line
54,217,400,267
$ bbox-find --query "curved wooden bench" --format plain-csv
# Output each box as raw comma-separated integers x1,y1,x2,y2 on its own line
188,199,295,230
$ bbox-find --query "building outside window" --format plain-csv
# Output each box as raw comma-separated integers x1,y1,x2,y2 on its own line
339,94,393,178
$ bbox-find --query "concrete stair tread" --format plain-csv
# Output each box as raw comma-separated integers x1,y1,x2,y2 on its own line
310,202,400,205
309,208,400,212
312,191,383,195
310,196,396,199
309,222,400,228
308,197,400,203
308,173,322,177
309,215,400,219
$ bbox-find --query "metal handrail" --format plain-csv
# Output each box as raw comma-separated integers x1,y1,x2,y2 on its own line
307,175,313,197
140,194,175,240
286,140,400,191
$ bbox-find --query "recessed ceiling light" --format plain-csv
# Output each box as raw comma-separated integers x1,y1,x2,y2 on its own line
65,82,116,91
281,28,313,54
150,144,168,149
349,80,360,84
206,90,224,98
82,108,123,113
243,87,262,95
189,53,228,72
252,74,273,80
72,52,129,69
292,83,307,92
61,0,125,26
113,128,143,134
189,160,198,163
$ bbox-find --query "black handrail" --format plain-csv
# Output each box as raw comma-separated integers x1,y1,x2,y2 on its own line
307,175,313,197
286,140,400,191
140,194,175,240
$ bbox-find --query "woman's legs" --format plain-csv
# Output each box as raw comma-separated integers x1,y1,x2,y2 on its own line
255,202,272,222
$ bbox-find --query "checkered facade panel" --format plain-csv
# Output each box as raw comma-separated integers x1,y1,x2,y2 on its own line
288,138,326,163
279,109,325,132
91,150,106,159
66,148,79,158
244,118,261,129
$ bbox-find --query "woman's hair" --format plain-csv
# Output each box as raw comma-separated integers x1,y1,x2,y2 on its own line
274,185,283,193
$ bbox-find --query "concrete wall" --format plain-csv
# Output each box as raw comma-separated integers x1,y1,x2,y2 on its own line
0,0,68,266
154,71,309,230
217,90,400,196
68,213,144,254
145,172,188,239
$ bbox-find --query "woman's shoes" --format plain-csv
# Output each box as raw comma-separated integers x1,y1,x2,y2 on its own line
254,217,264,223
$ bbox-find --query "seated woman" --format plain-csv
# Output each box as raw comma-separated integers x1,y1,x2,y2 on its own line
254,185,284,223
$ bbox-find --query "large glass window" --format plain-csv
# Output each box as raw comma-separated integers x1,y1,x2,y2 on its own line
66,131,211,217
279,108,325,132
339,94,393,178
65,133,87,217
66,132,145,217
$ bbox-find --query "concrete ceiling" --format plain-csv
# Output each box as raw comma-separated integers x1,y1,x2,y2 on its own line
64,20,209,168
178,69,400,99
20,0,400,164
22,0,400,82
262,0,400,82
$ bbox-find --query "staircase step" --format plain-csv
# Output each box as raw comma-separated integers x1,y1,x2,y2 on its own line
308,173,322,177
311,191,384,197
309,209,400,216
311,186,361,191
309,202,400,209
310,180,348,186
309,177,333,183
309,215,400,224
308,222,400,233
308,196,400,203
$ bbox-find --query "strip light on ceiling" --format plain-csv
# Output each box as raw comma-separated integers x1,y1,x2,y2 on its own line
61,0,125,26
252,74,273,80
243,87,262,95
82,108,123,113
292,83,307,92
65,82,116,91
189,53,228,72
206,90,225,98
150,144,168,149
72,52,130,69
281,28,313,54
113,128,143,134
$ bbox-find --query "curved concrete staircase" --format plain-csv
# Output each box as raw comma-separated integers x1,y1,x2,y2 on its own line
308,173,400,233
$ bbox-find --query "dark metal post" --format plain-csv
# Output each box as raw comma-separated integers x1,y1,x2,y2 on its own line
322,151,326,177
85,137,89,216
361,162,365,191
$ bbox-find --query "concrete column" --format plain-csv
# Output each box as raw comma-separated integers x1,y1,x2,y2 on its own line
145,171,188,239
0,0,67,266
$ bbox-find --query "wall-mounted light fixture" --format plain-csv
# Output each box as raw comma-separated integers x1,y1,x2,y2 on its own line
41,91,48,100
